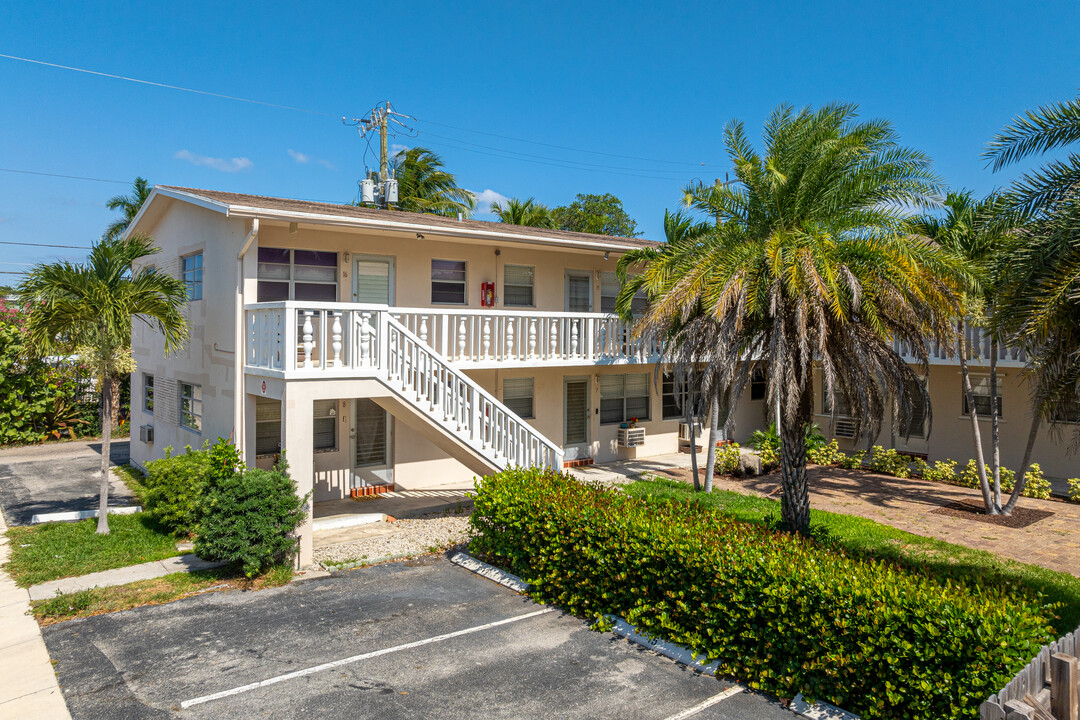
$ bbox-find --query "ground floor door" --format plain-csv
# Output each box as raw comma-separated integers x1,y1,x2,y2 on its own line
352,398,393,486
564,378,590,460
893,383,930,457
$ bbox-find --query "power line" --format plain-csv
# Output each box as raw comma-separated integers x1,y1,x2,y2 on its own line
0,241,92,249
0,53,339,118
0,270,29,275
0,167,131,184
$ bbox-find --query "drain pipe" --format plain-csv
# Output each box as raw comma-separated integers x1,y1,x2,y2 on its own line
234,218,259,458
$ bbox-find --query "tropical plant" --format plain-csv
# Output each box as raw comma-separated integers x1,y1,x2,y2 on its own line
385,147,475,217
618,103,959,533
552,193,640,237
17,234,188,533
492,197,554,228
912,190,1015,513
103,177,152,241
986,94,1080,511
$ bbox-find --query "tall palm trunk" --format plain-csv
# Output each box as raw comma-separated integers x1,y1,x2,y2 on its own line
703,396,719,493
957,319,995,513
685,402,700,491
1002,412,1042,515
779,390,812,535
96,374,116,534
989,340,1002,509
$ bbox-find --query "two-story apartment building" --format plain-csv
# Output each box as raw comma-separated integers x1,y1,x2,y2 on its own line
125,186,767,567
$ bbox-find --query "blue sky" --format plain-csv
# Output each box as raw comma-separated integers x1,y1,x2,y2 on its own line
1,1,1077,279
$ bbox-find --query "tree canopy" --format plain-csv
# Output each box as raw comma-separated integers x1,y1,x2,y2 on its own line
104,176,152,241
552,193,640,237
492,197,555,228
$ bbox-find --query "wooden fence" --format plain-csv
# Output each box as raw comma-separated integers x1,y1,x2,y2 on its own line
981,629,1079,719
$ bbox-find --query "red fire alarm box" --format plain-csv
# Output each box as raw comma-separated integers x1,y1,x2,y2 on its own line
481,281,495,307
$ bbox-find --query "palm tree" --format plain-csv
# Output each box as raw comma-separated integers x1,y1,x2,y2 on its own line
912,191,1012,513
17,235,188,534
620,104,959,534
492,197,554,228
104,177,152,241
387,147,475,217
986,94,1080,510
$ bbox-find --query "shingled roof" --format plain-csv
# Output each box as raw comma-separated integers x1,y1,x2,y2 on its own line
157,186,661,251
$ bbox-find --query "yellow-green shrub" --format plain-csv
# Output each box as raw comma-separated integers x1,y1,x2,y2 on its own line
470,468,1052,720
1069,478,1080,504
807,439,845,466
868,446,913,478
713,442,742,475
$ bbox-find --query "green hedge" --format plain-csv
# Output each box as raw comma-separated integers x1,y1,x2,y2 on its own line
469,467,1053,720
143,444,213,537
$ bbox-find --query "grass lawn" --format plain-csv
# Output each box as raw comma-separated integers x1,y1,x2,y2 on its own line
5,512,181,587
624,475,1080,634
31,564,293,626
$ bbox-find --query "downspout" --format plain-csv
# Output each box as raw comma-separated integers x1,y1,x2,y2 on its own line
235,218,259,458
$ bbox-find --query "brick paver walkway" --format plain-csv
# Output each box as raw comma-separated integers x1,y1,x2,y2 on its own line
709,467,1080,576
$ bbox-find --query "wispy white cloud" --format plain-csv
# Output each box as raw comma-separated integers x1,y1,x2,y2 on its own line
471,188,510,216
288,148,336,170
390,143,410,157
174,149,253,173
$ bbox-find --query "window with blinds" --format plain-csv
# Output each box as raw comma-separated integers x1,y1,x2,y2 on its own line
899,390,927,438
257,248,338,301
354,259,392,304
355,398,388,467
255,397,282,456
565,272,591,312
661,373,689,420
600,271,647,314
432,259,467,304
503,378,534,418
503,265,534,307
599,373,650,424
962,375,1003,418
314,400,337,451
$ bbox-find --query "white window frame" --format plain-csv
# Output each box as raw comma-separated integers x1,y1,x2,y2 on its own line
255,397,282,457
431,259,467,305
502,377,535,419
600,271,647,315
822,387,852,417
599,373,650,425
661,373,689,421
181,252,203,301
962,374,1002,418
502,264,535,308
257,248,339,302
750,367,767,402
179,382,202,433
143,373,154,414
313,399,338,452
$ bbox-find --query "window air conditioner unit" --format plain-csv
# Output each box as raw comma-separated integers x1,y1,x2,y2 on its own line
618,427,646,448
139,424,154,443
834,420,856,439
678,422,702,442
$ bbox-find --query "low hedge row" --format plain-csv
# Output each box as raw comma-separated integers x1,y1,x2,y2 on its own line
469,467,1053,720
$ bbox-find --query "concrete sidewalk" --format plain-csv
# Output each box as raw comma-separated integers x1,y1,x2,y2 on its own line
568,450,705,484
28,554,227,601
0,509,72,720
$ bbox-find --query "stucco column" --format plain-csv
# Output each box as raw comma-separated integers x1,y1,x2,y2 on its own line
282,384,315,568
243,392,258,467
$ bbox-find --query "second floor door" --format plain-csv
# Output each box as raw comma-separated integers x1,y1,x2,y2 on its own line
352,255,395,305
565,271,592,313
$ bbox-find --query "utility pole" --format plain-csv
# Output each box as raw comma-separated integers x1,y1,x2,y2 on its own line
344,101,412,209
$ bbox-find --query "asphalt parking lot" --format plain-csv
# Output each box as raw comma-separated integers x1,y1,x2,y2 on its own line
44,555,792,720
0,440,135,525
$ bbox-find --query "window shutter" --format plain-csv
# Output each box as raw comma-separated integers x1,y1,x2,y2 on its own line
255,397,281,455
355,398,387,466
566,274,591,312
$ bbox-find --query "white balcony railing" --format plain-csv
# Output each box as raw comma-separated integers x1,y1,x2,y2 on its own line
244,302,660,372
894,323,1026,367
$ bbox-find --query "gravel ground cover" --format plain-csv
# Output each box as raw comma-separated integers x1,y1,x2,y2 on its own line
315,513,471,568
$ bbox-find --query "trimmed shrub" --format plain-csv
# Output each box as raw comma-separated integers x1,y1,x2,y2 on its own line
1018,463,1051,500
807,439,845,466
143,443,212,537
195,460,308,577
837,449,865,469
868,445,913,478
955,460,1049,500
1069,478,1080,504
470,468,1052,720
713,442,742,475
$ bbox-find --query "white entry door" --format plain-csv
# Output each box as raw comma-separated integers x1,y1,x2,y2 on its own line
565,271,592,313
352,398,393,487
352,256,395,305
564,377,590,459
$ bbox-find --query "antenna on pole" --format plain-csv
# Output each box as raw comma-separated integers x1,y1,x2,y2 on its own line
343,101,416,209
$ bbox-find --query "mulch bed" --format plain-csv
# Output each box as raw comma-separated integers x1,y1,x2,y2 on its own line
931,499,1054,528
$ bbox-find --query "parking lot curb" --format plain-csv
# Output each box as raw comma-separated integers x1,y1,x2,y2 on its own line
790,694,860,719
447,551,530,593
605,615,723,677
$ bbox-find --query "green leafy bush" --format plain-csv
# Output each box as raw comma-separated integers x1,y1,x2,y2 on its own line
143,443,212,537
807,439,846,466
470,468,1052,720
195,460,308,577
1069,478,1080,504
955,460,1049,500
1018,463,1051,500
915,458,959,484
837,449,865,469
713,442,742,475
868,445,913,478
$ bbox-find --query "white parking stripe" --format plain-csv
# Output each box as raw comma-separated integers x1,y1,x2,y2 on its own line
179,607,556,708
661,686,744,720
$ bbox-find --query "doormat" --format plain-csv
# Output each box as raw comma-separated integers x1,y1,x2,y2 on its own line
931,499,1054,528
